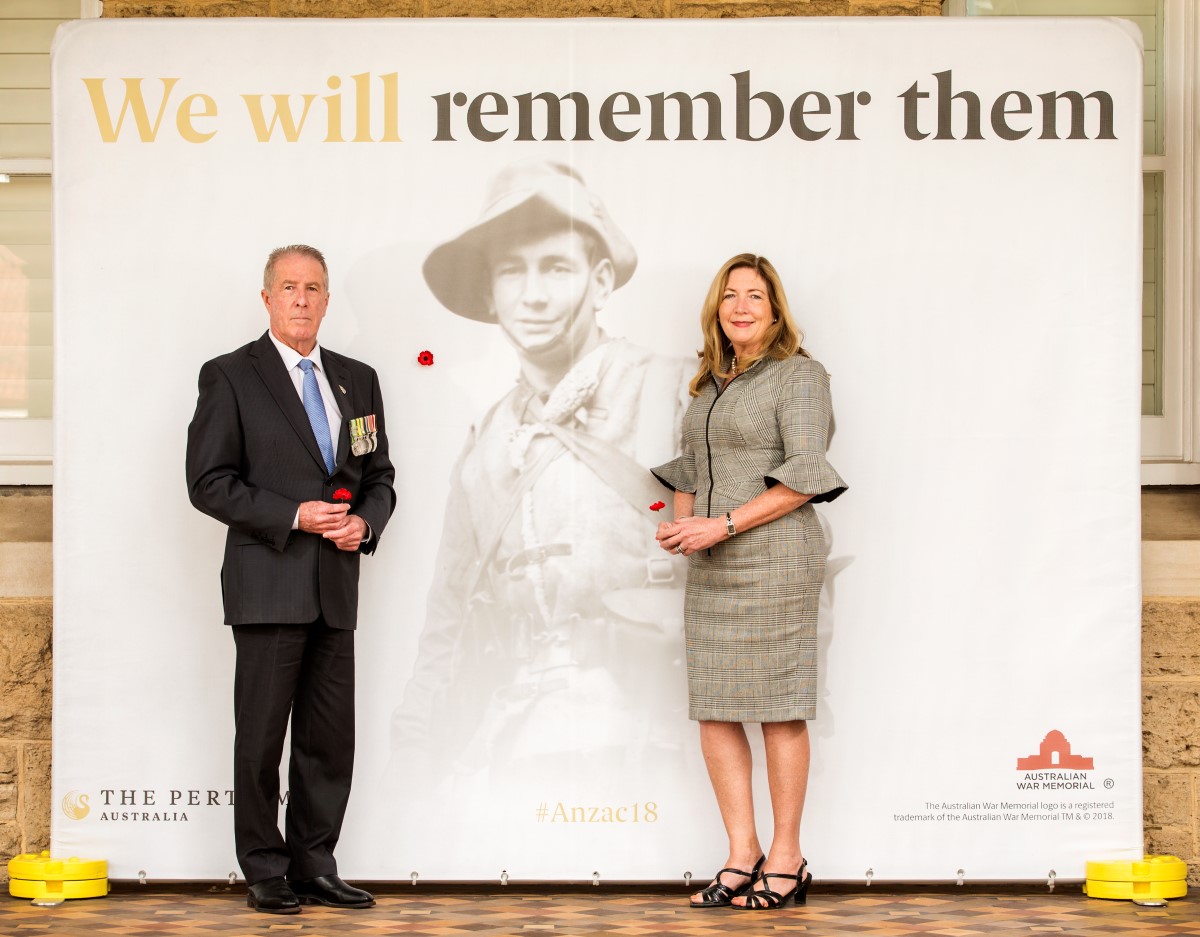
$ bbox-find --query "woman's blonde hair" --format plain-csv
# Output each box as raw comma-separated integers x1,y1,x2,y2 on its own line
688,253,807,397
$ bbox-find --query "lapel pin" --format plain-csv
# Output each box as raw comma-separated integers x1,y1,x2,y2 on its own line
338,385,347,395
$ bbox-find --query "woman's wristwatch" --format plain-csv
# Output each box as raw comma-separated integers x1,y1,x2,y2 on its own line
725,511,737,537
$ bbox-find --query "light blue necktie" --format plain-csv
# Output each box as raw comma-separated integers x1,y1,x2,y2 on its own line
298,358,335,475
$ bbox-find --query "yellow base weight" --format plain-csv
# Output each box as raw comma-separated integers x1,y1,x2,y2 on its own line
1083,855,1188,902
7,852,109,901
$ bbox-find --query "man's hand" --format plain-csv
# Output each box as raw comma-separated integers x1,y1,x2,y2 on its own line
298,500,351,533
323,514,368,552
298,501,368,551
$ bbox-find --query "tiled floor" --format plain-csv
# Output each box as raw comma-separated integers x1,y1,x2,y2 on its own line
2,884,1198,937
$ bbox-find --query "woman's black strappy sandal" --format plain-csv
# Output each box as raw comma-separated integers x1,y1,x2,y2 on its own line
688,855,765,908
735,858,811,910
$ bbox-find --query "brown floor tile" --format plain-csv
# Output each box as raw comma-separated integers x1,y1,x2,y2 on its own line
1,885,1199,937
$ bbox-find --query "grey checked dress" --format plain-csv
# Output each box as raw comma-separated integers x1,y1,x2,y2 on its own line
652,354,846,722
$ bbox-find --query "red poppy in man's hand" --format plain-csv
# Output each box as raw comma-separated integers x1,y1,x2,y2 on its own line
333,488,353,502
417,350,434,366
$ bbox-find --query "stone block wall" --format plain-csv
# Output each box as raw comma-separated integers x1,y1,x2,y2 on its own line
1141,487,1200,883
1142,599,1200,864
0,488,52,872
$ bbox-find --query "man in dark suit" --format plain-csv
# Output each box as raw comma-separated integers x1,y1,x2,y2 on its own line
186,244,396,915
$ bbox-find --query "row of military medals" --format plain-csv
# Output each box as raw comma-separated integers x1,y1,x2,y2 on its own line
350,414,379,456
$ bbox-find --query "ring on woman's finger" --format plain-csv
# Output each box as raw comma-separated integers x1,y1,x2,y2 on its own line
677,545,685,555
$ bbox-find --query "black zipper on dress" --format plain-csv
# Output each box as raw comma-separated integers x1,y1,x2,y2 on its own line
702,372,739,554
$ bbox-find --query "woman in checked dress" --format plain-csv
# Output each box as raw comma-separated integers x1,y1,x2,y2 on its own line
652,254,846,911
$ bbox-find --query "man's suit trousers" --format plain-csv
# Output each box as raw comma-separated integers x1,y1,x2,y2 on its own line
232,618,354,884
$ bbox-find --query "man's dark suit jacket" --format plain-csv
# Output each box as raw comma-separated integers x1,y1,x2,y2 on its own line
186,331,396,628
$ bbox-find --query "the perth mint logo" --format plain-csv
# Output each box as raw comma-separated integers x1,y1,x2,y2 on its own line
60,787,289,823
1015,729,1097,790
61,791,90,820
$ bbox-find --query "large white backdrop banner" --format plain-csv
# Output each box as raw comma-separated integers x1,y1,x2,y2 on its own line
52,17,1143,882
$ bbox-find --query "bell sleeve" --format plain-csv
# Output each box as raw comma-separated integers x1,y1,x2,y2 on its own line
651,444,697,493
764,357,847,504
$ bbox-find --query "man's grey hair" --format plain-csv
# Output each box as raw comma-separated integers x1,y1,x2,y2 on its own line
263,244,328,291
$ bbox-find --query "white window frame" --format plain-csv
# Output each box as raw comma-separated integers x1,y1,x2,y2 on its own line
1141,0,1198,482
0,0,100,484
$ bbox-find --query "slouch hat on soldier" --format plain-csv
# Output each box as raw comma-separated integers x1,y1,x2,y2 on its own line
422,160,637,322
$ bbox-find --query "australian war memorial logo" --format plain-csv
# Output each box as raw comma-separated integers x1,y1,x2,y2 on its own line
1015,729,1096,790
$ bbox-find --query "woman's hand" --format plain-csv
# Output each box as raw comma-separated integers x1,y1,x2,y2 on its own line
655,515,728,557
654,484,813,557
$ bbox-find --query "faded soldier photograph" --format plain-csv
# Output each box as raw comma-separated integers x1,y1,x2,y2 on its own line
390,161,692,790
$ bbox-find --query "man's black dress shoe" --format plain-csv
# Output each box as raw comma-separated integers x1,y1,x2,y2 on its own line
246,876,301,914
289,874,376,908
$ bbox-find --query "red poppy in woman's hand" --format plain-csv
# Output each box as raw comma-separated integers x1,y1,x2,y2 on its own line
649,501,666,512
